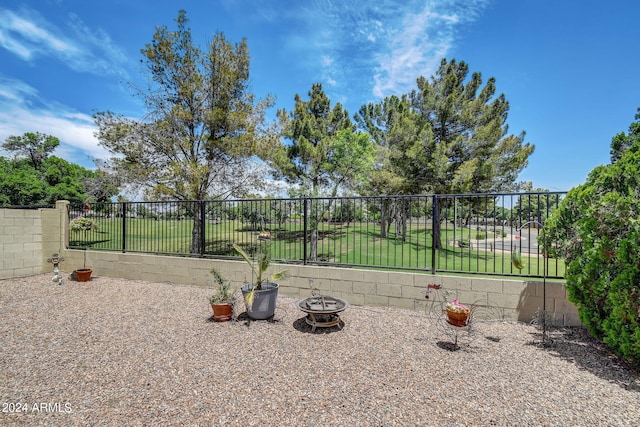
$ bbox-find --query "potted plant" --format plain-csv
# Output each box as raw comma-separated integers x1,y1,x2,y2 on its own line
233,243,287,320
445,299,470,327
208,267,234,322
69,216,98,281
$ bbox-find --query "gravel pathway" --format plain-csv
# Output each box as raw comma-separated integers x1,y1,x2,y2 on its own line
1,274,639,426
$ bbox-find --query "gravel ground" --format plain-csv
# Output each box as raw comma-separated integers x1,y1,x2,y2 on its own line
1,274,639,426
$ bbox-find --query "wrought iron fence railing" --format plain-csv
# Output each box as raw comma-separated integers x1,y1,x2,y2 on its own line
68,192,566,278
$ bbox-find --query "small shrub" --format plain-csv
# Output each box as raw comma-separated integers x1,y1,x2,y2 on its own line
69,216,98,233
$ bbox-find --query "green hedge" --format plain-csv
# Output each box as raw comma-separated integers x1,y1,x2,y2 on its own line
544,137,640,367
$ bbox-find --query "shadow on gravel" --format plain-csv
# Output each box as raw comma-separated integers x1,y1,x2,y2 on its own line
233,312,286,326
204,312,286,326
528,327,640,392
292,316,345,334
436,341,461,352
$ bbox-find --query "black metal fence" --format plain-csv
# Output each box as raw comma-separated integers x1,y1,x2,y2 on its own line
68,192,566,278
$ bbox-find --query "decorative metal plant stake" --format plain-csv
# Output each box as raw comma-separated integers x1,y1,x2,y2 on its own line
47,253,65,285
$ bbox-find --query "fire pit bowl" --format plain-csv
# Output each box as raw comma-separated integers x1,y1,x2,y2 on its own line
296,295,350,332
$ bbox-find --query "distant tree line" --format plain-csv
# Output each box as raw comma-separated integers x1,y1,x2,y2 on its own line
0,132,117,206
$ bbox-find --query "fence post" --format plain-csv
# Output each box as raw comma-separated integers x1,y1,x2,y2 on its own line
200,201,206,257
121,202,127,253
303,198,308,265
431,195,437,275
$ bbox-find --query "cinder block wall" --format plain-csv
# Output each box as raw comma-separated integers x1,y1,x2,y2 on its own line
0,202,581,326
0,207,44,278
41,201,68,268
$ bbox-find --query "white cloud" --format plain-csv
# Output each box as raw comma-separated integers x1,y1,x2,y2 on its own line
0,7,128,78
372,3,462,98
65,13,128,78
0,76,109,166
0,76,38,105
322,55,334,67
286,0,490,104
0,9,77,59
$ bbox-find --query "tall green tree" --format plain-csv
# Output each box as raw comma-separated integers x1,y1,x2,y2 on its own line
276,83,355,260
354,95,410,196
356,58,535,248
2,132,59,169
94,10,277,253
276,83,354,193
324,128,376,197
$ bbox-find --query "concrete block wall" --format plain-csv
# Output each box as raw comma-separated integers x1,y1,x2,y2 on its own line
0,207,44,279
40,201,68,268
0,202,581,326
54,250,580,326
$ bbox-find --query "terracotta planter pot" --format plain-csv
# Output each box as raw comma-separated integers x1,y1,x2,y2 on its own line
211,303,233,322
76,268,92,282
446,309,470,327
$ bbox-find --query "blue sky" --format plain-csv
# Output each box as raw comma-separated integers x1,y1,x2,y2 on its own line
1,0,639,192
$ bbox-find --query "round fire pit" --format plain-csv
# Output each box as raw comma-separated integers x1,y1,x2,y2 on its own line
296,295,349,332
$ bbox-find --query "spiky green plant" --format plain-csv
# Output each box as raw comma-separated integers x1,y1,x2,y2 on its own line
208,267,234,304
233,243,287,305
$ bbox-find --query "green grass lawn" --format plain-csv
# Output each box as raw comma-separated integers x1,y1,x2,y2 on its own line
70,218,565,278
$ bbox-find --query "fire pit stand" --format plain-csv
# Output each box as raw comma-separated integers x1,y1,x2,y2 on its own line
296,295,350,332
